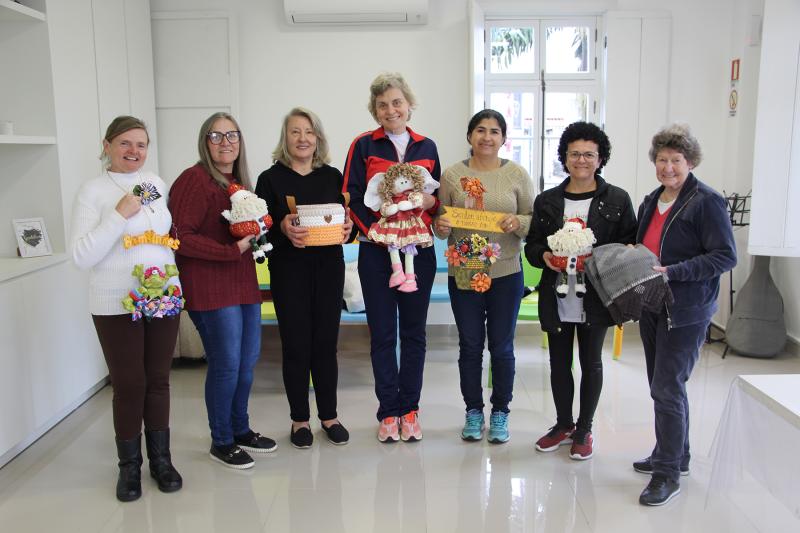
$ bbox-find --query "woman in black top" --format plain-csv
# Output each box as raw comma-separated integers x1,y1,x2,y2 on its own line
524,121,636,460
255,107,353,449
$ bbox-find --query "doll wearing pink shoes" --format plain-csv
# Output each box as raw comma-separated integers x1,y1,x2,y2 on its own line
365,163,440,293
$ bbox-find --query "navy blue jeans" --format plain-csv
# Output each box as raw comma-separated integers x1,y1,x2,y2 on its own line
640,309,707,481
358,242,436,421
449,270,522,413
189,303,261,446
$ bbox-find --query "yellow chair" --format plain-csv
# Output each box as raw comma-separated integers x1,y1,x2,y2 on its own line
255,259,270,290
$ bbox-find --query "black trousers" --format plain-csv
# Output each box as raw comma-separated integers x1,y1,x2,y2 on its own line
547,322,607,432
269,248,344,422
92,314,180,439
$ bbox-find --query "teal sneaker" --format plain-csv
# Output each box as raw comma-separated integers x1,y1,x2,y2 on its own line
461,409,484,441
488,411,509,444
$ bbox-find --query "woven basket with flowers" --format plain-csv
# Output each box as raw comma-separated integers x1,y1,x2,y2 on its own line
445,234,502,292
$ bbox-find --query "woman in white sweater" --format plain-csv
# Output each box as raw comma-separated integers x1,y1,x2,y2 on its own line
70,116,182,502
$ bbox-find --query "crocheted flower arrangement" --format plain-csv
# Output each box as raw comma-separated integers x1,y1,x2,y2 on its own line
445,234,501,292
546,218,596,298
121,264,184,321
222,184,273,263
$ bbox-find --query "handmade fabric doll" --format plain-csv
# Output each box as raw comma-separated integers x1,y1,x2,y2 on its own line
222,183,273,263
364,163,439,292
546,218,596,298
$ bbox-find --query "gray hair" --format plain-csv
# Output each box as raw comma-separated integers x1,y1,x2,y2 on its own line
272,107,331,169
197,112,252,190
367,72,417,123
649,123,703,167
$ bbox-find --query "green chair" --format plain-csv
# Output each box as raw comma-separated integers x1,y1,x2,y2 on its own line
518,260,547,348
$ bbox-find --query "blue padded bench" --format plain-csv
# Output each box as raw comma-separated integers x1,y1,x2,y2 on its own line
259,240,451,325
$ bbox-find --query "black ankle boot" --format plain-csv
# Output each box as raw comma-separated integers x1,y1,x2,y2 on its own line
145,429,183,493
115,435,142,502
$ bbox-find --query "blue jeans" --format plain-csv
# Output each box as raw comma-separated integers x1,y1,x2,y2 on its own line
358,242,436,421
449,270,523,413
640,309,707,481
188,304,261,446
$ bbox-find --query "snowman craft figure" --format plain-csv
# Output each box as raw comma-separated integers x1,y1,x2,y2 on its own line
546,218,596,298
221,183,273,263
365,163,440,293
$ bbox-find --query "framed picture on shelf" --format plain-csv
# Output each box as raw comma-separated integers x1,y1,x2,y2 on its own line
12,217,52,258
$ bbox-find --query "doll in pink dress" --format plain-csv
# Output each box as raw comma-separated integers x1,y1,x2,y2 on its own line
365,163,439,292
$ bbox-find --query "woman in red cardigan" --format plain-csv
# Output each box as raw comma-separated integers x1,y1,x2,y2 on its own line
169,112,276,470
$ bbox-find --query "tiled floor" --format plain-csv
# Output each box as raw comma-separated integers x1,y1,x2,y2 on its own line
1,324,798,532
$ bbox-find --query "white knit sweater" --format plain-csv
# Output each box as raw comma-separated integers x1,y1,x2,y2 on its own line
70,170,179,315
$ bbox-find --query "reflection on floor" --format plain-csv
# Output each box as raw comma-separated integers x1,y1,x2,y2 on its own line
1,324,799,532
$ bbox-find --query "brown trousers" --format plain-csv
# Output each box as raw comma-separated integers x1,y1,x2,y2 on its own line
92,314,179,439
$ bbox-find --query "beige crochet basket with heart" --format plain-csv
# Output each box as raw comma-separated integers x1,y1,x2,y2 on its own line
287,195,348,246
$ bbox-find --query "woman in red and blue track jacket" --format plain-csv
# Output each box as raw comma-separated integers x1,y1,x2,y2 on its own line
342,72,440,443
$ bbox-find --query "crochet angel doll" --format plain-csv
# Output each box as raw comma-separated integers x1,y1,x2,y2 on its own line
222,183,273,263
546,218,596,298
364,163,439,292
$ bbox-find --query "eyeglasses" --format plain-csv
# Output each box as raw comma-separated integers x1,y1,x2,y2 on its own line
566,151,599,162
207,130,241,145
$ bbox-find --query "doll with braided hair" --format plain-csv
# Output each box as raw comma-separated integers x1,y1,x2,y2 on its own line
364,163,439,292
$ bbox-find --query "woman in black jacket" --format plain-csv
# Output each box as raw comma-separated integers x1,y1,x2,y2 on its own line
524,121,636,460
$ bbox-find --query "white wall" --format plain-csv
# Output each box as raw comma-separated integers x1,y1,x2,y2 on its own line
150,0,470,185
148,0,800,342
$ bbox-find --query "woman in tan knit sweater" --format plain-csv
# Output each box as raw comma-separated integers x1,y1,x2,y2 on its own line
434,109,534,444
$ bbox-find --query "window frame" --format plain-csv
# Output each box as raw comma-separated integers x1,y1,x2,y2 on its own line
483,15,604,193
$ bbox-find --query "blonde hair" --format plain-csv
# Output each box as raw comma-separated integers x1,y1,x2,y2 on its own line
272,107,331,169
100,116,149,168
367,72,417,123
197,112,252,190
379,163,424,201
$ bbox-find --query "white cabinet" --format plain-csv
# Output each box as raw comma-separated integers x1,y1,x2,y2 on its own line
749,0,800,257
0,0,64,276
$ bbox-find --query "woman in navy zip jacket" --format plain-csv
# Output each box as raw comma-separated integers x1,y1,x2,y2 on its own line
343,72,440,443
634,123,736,506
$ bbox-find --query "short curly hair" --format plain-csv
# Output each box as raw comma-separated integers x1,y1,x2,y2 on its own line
648,123,702,167
557,121,611,174
379,163,424,201
367,72,417,123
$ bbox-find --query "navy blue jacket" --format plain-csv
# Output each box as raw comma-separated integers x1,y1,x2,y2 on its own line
525,176,637,332
636,173,737,328
342,127,441,239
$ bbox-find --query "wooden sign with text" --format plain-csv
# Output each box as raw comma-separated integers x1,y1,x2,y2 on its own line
442,206,506,232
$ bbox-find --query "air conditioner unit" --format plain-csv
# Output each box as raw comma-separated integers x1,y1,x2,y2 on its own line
283,0,428,25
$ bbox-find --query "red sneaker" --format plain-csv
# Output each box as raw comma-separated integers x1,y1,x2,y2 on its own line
535,424,575,452
569,430,594,460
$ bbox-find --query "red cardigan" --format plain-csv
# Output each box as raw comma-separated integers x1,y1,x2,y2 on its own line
168,164,260,311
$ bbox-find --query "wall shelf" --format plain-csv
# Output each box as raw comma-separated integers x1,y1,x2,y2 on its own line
0,0,45,22
0,135,56,145
0,253,69,283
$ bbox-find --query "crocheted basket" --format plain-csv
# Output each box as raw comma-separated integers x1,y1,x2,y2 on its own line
287,196,346,246
454,258,491,291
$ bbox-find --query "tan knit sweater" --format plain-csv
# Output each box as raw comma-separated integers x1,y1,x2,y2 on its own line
434,159,534,279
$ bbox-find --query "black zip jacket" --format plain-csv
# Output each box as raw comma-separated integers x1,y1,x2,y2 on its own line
636,173,737,328
525,176,637,332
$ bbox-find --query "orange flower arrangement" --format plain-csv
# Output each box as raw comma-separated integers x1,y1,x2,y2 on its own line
470,272,492,292
460,177,487,210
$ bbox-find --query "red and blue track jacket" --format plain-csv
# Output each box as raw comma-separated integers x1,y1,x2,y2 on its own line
342,127,441,238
